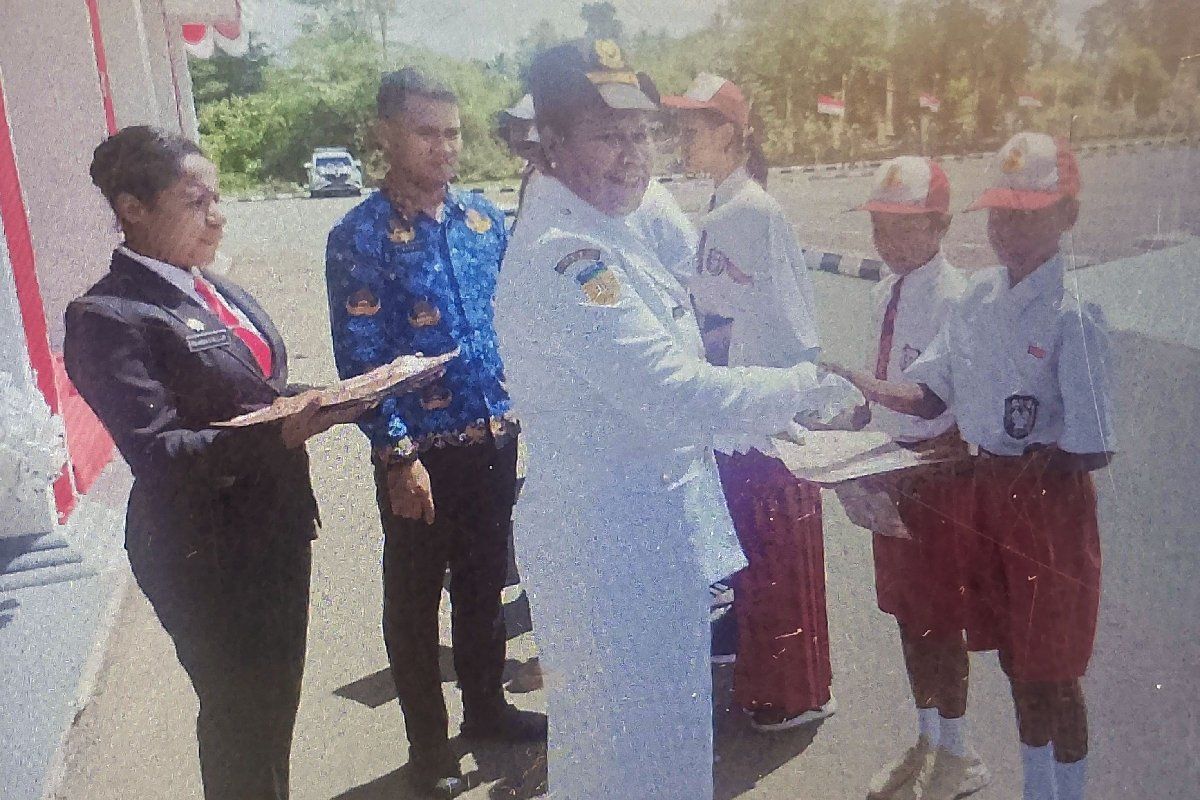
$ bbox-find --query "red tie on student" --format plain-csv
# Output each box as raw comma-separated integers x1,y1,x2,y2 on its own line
874,276,905,380
193,277,273,376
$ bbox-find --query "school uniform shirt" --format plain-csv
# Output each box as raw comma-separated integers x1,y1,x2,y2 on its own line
906,253,1116,456
689,167,820,369
869,253,967,443
325,187,515,459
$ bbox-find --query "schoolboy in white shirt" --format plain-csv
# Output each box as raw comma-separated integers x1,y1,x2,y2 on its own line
827,133,1116,800
855,157,988,800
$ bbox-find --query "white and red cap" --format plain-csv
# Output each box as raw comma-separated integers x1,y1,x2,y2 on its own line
967,132,1080,211
858,156,950,215
661,73,750,128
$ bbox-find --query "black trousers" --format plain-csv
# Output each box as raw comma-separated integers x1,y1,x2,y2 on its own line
374,436,517,753
126,499,312,800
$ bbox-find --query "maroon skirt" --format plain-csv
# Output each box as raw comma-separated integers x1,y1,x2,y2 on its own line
716,448,833,715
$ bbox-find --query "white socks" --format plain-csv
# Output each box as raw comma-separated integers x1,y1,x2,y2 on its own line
1055,756,1087,800
939,715,968,757
917,706,940,745
1021,743,1058,800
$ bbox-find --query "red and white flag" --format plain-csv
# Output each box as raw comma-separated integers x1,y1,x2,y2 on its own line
817,95,845,117
1018,92,1043,109
919,92,940,113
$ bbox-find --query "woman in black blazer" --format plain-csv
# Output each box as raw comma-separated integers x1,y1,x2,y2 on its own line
64,127,365,800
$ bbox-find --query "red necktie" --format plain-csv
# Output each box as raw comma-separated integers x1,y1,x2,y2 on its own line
193,277,274,377
874,276,905,380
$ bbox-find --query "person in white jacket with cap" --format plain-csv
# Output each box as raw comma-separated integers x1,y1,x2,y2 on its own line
496,40,857,800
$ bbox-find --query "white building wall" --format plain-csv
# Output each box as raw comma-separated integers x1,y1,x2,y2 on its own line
140,0,184,135
99,0,163,128
0,0,118,350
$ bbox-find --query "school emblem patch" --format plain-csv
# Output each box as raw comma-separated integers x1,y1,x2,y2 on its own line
705,248,753,285
900,344,921,371
346,288,382,316
465,208,492,234
1004,394,1039,439
185,318,207,332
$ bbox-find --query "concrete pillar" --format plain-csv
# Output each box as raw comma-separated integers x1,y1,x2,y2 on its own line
140,0,183,134
0,0,117,351
166,23,200,141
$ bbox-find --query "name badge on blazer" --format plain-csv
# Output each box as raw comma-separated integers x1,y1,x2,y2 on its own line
185,327,233,353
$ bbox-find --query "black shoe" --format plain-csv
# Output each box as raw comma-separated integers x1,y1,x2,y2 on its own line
461,702,547,742
408,743,465,798
710,601,738,665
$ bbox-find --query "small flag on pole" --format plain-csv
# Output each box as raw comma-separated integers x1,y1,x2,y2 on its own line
817,95,845,117
1017,92,1043,109
919,93,940,113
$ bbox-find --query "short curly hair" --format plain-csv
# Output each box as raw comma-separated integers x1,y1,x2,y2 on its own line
376,68,457,120
89,126,204,213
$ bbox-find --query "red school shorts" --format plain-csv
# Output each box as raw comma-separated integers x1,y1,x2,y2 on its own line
872,469,977,639
965,455,1102,682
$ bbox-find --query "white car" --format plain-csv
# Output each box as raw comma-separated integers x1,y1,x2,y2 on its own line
306,147,363,198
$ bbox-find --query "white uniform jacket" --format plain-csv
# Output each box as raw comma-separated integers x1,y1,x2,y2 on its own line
906,254,1117,456
498,174,822,584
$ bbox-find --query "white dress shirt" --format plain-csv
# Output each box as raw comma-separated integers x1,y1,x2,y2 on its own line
906,254,1116,456
116,245,263,338
868,253,967,442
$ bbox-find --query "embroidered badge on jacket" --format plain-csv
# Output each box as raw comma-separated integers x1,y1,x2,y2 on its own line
576,262,621,306
466,208,492,234
420,383,454,410
346,287,382,316
185,318,207,332
409,299,442,327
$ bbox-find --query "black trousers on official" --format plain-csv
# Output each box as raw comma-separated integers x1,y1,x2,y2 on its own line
374,436,517,754
126,492,312,800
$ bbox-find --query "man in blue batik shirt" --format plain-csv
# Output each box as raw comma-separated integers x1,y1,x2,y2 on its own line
325,68,545,797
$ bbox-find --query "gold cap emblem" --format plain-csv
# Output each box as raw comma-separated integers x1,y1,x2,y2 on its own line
593,39,625,70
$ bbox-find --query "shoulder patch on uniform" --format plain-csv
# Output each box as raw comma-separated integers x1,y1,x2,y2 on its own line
554,248,603,274
575,261,621,306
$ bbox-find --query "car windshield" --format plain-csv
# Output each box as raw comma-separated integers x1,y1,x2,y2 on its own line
315,155,351,168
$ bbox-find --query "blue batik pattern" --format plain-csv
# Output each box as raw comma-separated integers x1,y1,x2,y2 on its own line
325,187,515,457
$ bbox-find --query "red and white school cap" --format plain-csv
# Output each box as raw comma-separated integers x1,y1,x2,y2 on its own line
967,132,1080,211
858,156,950,215
661,73,750,128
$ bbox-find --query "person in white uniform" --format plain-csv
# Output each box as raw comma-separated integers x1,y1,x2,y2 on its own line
664,74,835,731
496,40,856,800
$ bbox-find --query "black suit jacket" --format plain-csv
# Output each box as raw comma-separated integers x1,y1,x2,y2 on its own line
64,249,318,549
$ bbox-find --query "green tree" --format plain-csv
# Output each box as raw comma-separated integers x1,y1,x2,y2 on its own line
1106,40,1172,117
188,35,272,105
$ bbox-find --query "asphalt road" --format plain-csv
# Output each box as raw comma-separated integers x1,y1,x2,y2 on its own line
50,166,1197,800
